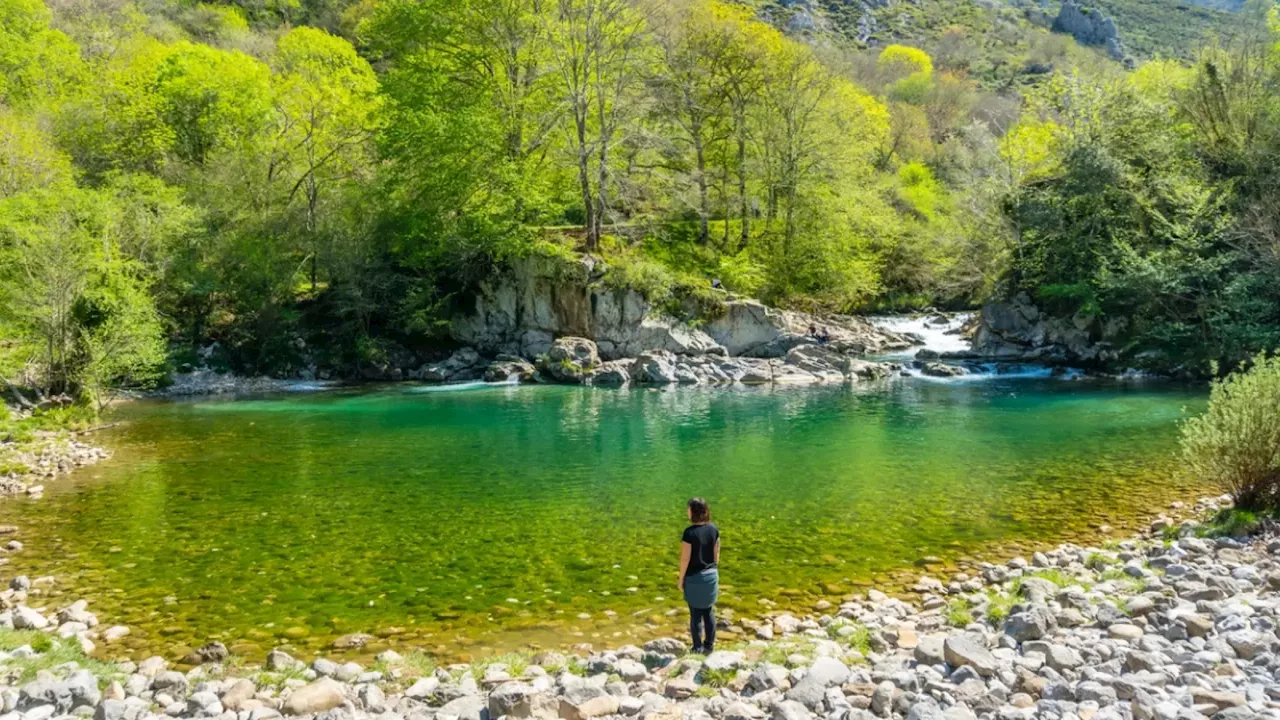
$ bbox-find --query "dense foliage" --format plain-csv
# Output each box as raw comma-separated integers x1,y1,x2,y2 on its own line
0,0,1278,398
1181,353,1280,509
1004,2,1280,372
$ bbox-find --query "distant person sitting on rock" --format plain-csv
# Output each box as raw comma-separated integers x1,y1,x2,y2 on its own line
710,277,723,290
678,497,720,654
808,324,818,340
817,327,832,345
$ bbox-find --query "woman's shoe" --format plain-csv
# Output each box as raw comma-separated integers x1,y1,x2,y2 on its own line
691,645,704,655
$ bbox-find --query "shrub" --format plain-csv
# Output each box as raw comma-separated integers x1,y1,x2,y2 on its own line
1180,352,1280,509
1197,507,1264,538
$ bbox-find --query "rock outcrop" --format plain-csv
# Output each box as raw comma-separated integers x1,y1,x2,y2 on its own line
704,300,910,358
1052,1,1130,64
451,255,724,360
408,348,488,382
957,293,1118,367
451,254,912,362
527,338,899,387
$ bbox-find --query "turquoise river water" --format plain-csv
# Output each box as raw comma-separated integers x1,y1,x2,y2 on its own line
0,376,1206,661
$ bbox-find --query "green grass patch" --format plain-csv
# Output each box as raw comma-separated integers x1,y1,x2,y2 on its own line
250,663,309,690
1084,552,1116,570
0,631,119,683
984,590,1017,624
753,639,814,667
698,666,737,688
1197,508,1268,538
1022,569,1073,587
841,624,872,655
471,651,530,679
400,650,436,677
945,598,973,627
0,630,54,653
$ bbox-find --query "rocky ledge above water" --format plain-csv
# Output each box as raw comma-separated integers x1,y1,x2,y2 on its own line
943,295,1120,370
0,494,1278,720
412,339,900,388
451,256,913,363
419,255,923,387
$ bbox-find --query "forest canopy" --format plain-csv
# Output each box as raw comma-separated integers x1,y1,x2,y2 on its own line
2,0,1279,398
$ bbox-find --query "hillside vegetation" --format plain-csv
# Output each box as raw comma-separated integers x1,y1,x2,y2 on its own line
0,0,1278,403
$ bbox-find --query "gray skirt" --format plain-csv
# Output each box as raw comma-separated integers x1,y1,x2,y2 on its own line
683,568,719,609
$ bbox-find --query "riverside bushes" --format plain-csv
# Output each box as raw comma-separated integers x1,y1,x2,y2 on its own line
1181,353,1280,509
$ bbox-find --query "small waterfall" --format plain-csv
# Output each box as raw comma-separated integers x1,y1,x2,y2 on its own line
868,313,1084,382
869,313,974,360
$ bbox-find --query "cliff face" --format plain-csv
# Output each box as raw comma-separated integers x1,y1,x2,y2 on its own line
964,292,1125,368
449,254,913,361
449,255,723,361
1052,0,1131,64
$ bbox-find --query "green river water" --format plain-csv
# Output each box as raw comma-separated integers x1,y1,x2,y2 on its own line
0,377,1206,662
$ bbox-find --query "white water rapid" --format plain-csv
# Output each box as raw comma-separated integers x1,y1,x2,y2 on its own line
868,313,1083,381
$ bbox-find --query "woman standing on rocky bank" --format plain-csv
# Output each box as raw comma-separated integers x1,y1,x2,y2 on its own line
678,497,720,653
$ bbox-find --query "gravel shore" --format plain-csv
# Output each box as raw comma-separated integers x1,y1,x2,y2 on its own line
0,431,110,497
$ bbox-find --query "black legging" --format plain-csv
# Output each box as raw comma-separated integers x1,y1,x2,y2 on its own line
689,605,715,650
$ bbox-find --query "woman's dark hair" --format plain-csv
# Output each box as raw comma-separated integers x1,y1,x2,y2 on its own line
688,497,711,523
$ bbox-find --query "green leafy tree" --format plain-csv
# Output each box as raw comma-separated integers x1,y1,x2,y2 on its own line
270,26,381,290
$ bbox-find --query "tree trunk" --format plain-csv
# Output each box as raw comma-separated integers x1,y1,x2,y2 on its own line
737,128,747,249
575,114,596,251
693,130,709,245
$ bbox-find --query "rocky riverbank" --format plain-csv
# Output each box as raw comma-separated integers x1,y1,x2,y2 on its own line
421,338,903,387
0,409,111,498
0,494,1276,720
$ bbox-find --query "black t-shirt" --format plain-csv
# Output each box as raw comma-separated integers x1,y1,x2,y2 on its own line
682,523,719,574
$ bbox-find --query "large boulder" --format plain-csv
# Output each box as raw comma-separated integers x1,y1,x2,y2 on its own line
282,679,346,716
784,345,848,382
631,351,681,384
943,634,999,676
413,347,488,382
21,670,100,713
917,362,966,378
1004,608,1054,643
437,694,489,720
705,300,798,357
537,337,600,384
483,356,537,383
784,657,850,708
489,683,556,719
586,360,631,386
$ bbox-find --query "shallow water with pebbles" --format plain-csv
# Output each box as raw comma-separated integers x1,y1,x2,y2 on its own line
0,378,1207,662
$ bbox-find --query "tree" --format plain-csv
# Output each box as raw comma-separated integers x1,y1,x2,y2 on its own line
647,0,769,247
270,27,380,290
0,187,165,398
154,42,274,167
0,0,85,108
0,109,74,198
547,0,648,249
